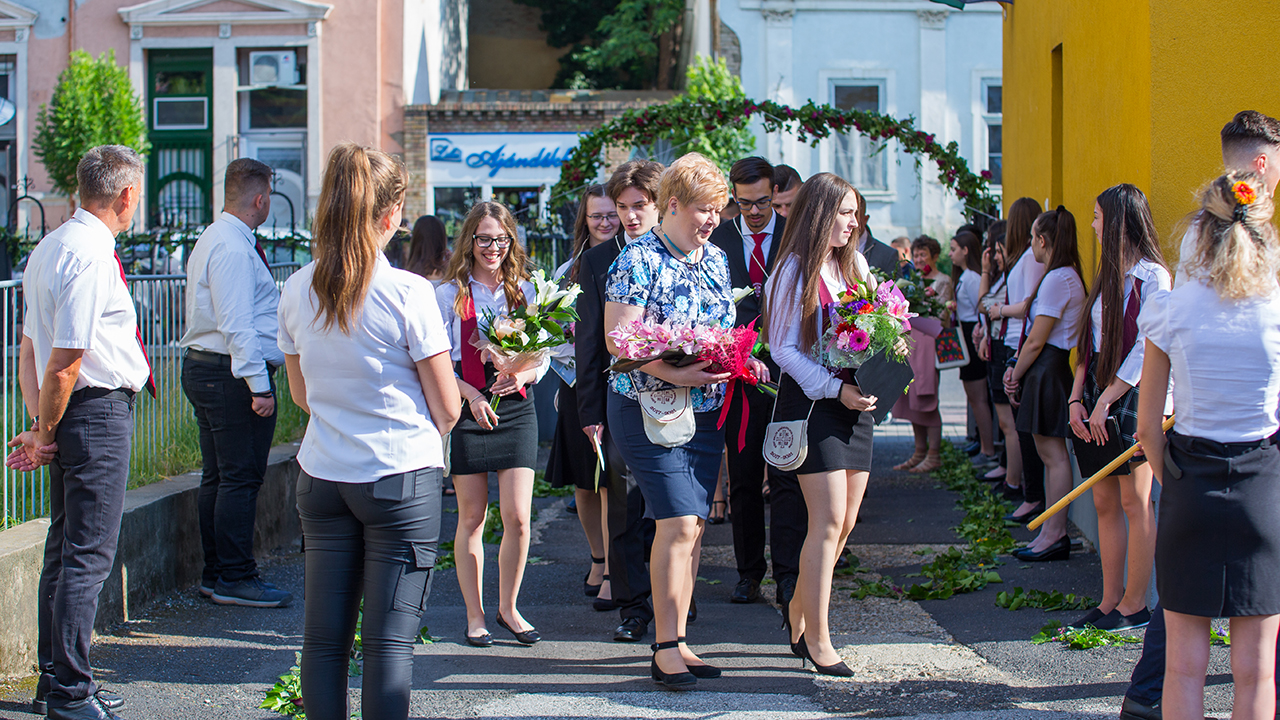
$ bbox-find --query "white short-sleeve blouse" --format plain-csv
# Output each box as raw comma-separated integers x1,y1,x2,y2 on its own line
1028,266,1085,350
955,269,982,323
1003,248,1046,350
1141,281,1280,443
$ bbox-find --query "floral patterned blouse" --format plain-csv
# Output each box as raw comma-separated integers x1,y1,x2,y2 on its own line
605,230,735,412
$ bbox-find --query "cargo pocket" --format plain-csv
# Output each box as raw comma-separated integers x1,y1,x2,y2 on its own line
390,543,436,614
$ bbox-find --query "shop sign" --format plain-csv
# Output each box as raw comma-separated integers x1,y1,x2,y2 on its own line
428,133,581,183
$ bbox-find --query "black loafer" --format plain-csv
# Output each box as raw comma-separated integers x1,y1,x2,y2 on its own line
1005,503,1045,525
1011,536,1070,562
496,613,541,645
465,631,494,647
1119,696,1162,720
614,617,648,642
729,578,760,604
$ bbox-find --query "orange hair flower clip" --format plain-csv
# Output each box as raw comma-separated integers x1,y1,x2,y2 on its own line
1233,181,1258,206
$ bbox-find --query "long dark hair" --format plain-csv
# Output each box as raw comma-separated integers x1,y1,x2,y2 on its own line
949,230,983,286
1025,206,1085,322
568,184,608,284
1005,197,1043,278
763,173,865,350
1074,184,1167,386
404,215,450,279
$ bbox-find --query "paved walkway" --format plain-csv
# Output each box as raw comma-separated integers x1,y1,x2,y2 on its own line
0,375,1238,719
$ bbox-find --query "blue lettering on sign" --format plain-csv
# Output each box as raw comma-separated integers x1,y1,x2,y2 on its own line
465,144,570,178
430,138,463,163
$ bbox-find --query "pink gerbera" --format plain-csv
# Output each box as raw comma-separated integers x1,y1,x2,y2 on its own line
848,327,871,352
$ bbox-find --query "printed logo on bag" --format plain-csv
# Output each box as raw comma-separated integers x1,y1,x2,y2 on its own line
773,427,793,447
639,388,688,422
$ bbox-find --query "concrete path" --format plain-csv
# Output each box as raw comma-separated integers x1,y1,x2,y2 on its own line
0,374,1238,719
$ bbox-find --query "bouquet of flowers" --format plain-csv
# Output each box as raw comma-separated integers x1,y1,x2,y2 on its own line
474,269,581,408
607,320,777,396
871,265,948,320
817,279,915,369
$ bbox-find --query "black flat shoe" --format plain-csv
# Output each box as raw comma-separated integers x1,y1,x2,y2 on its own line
584,556,605,597
495,613,541,645
1068,607,1107,629
678,637,721,678
1000,483,1024,502
465,630,493,647
650,640,696,689
1012,536,1070,562
1005,503,1045,525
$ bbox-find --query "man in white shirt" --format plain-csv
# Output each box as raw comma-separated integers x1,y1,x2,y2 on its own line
7,146,149,720
179,158,291,609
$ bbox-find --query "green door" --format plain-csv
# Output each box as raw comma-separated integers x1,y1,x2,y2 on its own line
147,48,213,228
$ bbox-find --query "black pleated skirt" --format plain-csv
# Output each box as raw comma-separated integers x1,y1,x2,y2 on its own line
988,340,1011,406
450,362,539,474
546,380,598,490
773,374,873,474
1071,355,1142,478
1156,431,1280,617
1015,345,1072,438
958,321,988,382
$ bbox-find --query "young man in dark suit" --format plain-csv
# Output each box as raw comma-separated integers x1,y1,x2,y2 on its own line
575,159,664,643
708,157,806,611
852,187,901,276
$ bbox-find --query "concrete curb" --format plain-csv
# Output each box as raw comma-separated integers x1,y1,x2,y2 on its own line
0,442,303,677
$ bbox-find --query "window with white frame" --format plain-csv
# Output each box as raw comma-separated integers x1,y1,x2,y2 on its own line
982,79,1002,186
832,82,888,191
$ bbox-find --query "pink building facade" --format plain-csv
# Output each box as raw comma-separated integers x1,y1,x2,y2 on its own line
3,0,465,232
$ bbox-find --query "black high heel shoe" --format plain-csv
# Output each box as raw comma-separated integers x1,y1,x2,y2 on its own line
495,613,541,645
584,556,605,597
677,637,720,678
782,607,805,659
796,636,855,677
593,576,616,611
650,641,697,689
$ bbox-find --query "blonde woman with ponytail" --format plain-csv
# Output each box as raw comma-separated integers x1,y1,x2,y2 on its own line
435,201,547,647
1137,172,1280,720
278,143,460,720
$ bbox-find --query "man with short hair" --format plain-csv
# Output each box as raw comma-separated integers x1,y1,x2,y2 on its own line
771,164,802,218
1120,111,1280,720
9,145,150,720
179,158,292,609
709,156,806,611
577,159,663,642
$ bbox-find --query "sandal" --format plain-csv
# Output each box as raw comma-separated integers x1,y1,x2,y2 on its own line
893,453,926,471
584,556,606,597
909,455,942,473
708,500,727,525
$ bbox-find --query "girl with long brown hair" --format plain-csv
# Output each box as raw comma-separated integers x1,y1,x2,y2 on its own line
279,143,460,720
1065,184,1169,631
404,214,451,282
1003,206,1086,562
436,201,545,647
764,172,878,677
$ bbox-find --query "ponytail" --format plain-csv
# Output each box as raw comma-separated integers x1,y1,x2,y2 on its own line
1183,171,1280,300
311,143,407,333
1024,205,1085,319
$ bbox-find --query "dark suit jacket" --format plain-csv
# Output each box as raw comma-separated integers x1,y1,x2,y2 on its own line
861,231,901,277
574,235,626,429
709,215,787,328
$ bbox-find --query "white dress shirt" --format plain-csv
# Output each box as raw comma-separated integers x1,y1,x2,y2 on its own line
1141,280,1280,443
1172,224,1198,289
435,276,550,381
1088,258,1172,387
277,256,452,482
22,209,150,392
1003,248,1046,350
955,269,982,323
179,212,284,393
1028,266,1086,350
738,213,776,279
767,252,872,401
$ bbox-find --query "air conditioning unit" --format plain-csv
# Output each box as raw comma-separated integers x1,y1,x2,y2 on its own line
249,51,298,86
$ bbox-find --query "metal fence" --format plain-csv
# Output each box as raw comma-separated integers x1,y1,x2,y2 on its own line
1,263,302,525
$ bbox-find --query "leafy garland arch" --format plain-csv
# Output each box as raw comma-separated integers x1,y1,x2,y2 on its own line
553,98,1000,223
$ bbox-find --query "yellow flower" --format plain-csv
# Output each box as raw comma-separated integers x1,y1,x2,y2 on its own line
1233,181,1258,206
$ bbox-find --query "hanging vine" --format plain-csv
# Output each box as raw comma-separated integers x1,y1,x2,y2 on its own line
552,97,999,222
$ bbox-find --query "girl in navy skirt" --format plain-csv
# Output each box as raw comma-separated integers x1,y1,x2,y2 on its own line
1003,207,1086,562
1066,184,1170,631
1138,172,1280,720
437,202,545,647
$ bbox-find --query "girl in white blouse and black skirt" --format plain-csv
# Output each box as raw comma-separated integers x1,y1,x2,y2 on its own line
1003,207,1086,562
437,202,546,648
765,173,879,677
1138,172,1280,720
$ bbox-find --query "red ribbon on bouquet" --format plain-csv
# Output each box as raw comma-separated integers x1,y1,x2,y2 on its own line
711,321,763,452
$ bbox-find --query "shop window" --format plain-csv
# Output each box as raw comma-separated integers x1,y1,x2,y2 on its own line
434,187,482,236
982,80,1002,186
832,83,888,191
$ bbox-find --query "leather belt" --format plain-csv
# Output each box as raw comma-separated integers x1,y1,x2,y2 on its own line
185,348,232,368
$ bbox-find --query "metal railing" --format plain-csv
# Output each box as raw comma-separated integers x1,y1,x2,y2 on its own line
1,263,303,525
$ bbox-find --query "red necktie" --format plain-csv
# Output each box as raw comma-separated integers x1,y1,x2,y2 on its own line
459,295,487,392
254,241,270,270
749,233,767,293
113,252,157,398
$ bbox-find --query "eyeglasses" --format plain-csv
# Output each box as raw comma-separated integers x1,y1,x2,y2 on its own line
473,235,513,248
736,197,773,210
587,213,619,224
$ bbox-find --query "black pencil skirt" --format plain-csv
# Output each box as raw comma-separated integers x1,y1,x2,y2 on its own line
1156,431,1280,617
773,374,873,475
450,362,539,474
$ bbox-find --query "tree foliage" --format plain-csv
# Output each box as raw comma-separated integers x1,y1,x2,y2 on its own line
33,50,150,199
663,58,755,172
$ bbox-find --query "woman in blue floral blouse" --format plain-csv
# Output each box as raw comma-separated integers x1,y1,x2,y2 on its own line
605,152,770,689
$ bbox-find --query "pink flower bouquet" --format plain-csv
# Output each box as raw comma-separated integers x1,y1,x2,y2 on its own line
608,320,777,396
819,279,914,370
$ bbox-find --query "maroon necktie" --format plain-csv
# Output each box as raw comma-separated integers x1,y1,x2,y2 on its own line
113,252,157,398
1082,277,1144,372
254,241,270,270
749,233,767,294
459,295,486,392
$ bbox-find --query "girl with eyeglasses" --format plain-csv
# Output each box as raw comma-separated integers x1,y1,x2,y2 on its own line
437,201,547,647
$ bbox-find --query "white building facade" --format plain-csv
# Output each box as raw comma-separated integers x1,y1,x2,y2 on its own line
719,0,1003,238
